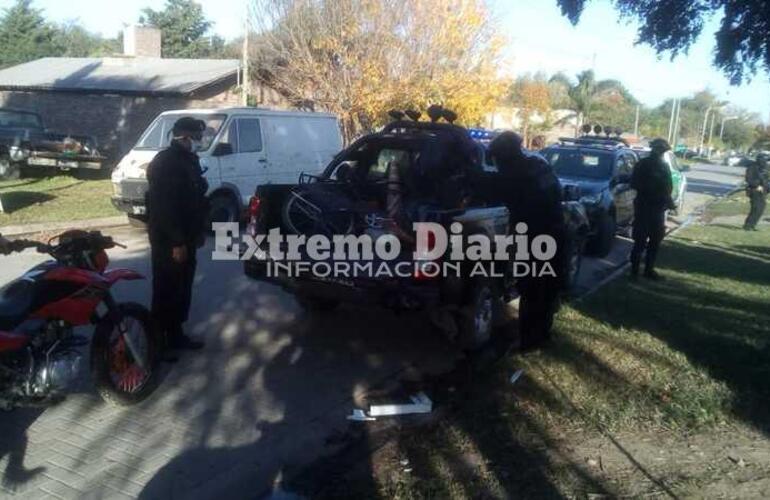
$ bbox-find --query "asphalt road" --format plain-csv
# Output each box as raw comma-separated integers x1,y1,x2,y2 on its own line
0,162,744,499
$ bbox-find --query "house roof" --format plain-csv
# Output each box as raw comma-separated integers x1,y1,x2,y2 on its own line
0,57,240,96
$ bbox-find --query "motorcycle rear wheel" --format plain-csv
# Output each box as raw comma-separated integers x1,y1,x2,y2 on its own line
91,302,159,406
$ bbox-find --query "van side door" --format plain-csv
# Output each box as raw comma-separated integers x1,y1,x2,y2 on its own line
235,116,269,202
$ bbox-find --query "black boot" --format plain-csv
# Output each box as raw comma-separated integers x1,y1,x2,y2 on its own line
167,324,205,350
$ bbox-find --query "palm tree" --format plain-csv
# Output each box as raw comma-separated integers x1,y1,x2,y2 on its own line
549,70,626,137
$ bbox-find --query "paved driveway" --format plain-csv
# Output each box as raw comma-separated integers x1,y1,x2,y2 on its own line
0,162,742,499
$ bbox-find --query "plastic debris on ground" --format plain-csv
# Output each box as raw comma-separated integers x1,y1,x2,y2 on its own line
368,391,433,417
347,392,434,421
510,369,524,385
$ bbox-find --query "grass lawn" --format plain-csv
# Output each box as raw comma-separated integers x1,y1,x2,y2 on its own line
304,195,770,499
0,174,119,227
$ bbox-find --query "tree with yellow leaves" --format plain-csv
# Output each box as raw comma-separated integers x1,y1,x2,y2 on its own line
506,74,552,147
250,0,506,142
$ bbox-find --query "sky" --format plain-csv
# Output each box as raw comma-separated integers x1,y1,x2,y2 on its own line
6,0,770,120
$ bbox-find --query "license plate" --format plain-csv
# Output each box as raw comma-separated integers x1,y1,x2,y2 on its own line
131,206,146,215
58,160,78,168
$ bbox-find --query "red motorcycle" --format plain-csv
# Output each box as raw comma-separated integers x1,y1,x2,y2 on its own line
0,230,158,409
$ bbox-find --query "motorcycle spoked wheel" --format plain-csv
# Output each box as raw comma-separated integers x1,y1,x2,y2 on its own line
91,302,159,406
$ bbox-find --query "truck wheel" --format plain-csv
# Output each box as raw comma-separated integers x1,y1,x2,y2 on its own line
297,295,340,312
208,194,240,226
587,211,615,258
564,235,584,293
0,158,19,180
456,278,495,351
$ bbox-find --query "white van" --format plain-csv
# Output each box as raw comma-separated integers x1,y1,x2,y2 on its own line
111,108,342,225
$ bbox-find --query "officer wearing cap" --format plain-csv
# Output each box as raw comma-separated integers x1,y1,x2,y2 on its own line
629,138,675,280
146,117,209,351
470,131,566,350
744,153,769,231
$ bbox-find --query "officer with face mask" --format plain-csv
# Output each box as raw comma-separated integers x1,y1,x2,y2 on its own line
146,117,209,351
744,153,769,231
629,138,675,280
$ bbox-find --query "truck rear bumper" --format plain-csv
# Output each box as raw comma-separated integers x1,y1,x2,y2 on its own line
25,155,103,170
244,257,441,310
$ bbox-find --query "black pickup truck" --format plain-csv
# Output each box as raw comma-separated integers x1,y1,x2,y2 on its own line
244,118,588,350
0,108,105,179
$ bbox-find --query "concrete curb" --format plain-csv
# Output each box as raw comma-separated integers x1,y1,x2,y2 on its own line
0,215,128,237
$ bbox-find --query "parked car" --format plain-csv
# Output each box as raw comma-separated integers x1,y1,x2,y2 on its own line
723,154,742,166
243,117,589,350
110,108,342,227
541,137,637,257
0,108,105,179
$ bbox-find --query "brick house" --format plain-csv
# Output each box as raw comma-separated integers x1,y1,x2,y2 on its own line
0,26,286,163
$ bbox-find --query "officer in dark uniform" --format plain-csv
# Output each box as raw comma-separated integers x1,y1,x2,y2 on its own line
146,117,209,351
470,131,566,350
629,138,675,280
744,153,768,231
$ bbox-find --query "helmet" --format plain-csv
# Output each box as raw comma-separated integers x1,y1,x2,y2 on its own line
172,117,206,141
649,138,671,154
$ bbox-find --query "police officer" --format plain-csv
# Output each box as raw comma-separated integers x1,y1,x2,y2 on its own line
744,153,769,231
146,117,209,351
629,138,675,280
471,132,566,350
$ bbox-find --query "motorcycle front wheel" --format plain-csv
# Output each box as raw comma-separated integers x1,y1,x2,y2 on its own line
91,302,159,406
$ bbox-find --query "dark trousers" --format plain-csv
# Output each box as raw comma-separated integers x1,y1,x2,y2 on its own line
630,207,666,274
517,277,560,349
744,190,767,229
151,242,196,338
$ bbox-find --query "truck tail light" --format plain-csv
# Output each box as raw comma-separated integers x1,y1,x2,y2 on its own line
248,195,262,218
246,195,262,237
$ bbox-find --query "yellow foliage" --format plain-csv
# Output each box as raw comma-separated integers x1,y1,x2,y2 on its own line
251,0,507,141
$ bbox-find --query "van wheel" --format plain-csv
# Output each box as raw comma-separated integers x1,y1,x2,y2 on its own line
456,278,495,351
208,194,240,226
587,211,615,258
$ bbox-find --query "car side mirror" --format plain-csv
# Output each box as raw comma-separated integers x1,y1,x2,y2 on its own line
212,142,234,157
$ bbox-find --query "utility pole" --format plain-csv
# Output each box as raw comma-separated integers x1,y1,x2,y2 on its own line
707,111,717,158
720,116,737,139
699,106,713,155
633,105,640,137
667,99,677,143
241,4,250,107
670,99,682,150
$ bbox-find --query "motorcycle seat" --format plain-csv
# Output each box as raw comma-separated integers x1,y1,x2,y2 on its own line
0,280,34,331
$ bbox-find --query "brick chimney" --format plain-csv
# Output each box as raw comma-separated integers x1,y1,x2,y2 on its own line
123,25,162,58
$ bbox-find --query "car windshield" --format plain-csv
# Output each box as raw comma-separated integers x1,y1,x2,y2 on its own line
134,114,226,151
543,149,613,180
0,110,43,129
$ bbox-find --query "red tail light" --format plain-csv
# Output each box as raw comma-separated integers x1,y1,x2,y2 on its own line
248,196,262,218
426,231,436,252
